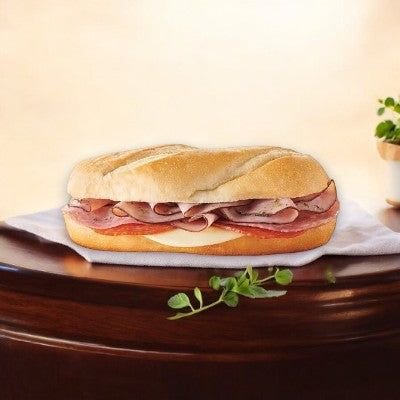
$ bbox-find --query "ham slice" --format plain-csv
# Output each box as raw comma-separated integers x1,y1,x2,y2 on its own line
149,202,181,216
236,198,297,216
171,213,219,232
215,200,339,233
113,202,184,223
295,180,336,213
112,207,129,217
219,205,299,224
178,200,251,217
63,205,144,229
68,198,115,212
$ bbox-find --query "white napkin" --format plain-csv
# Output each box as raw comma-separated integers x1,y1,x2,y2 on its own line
5,198,400,268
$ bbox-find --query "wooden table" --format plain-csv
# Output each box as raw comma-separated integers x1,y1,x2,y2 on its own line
1,207,400,400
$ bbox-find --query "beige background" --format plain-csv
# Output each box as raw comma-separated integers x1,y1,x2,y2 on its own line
1,0,399,219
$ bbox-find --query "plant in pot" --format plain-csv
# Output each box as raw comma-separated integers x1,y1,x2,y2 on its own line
375,96,400,208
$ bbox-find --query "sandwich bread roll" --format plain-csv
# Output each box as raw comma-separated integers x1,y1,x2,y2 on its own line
63,145,339,255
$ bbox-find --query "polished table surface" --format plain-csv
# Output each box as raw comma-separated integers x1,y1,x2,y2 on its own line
1,206,400,400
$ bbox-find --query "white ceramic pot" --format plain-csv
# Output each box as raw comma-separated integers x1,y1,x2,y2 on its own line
377,140,400,207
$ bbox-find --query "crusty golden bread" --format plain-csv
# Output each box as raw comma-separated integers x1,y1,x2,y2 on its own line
64,213,336,255
67,145,330,203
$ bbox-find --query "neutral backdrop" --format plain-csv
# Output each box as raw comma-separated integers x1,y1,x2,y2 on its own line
1,0,399,219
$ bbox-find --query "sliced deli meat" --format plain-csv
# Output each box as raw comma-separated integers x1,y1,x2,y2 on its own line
113,202,184,223
68,198,115,212
62,205,144,229
178,200,251,218
219,203,299,224
295,180,337,213
63,179,338,235
217,197,314,224
112,207,129,217
236,198,297,216
171,213,219,232
149,202,181,216
215,200,339,233
94,223,174,236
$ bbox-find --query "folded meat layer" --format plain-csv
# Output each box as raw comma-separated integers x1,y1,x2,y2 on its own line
63,180,338,233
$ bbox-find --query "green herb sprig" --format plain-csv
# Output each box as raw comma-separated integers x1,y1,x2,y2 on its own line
375,96,400,143
167,266,293,320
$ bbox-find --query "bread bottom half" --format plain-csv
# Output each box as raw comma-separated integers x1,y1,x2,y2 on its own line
64,214,337,256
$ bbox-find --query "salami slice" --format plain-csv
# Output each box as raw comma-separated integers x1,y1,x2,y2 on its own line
94,223,174,236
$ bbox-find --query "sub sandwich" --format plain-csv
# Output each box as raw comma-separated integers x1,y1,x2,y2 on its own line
62,144,339,255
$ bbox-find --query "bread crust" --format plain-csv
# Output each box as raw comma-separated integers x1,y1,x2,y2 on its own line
64,213,337,256
67,145,330,203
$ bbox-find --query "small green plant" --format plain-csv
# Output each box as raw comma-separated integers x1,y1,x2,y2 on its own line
375,96,400,144
167,266,293,320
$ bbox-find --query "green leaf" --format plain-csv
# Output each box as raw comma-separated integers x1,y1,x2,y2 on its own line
223,277,237,291
167,293,192,309
378,98,384,104
385,97,395,107
385,123,400,140
245,265,258,283
251,269,259,283
391,128,400,143
375,120,395,138
325,269,336,284
377,107,385,116
266,290,287,297
234,275,254,298
209,276,221,290
275,269,293,285
394,104,400,114
249,286,287,298
245,265,253,276
235,278,250,296
194,287,203,307
248,285,268,298
223,292,239,307
236,271,247,285
234,286,255,298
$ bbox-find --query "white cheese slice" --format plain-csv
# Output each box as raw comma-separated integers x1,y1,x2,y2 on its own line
144,227,243,247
